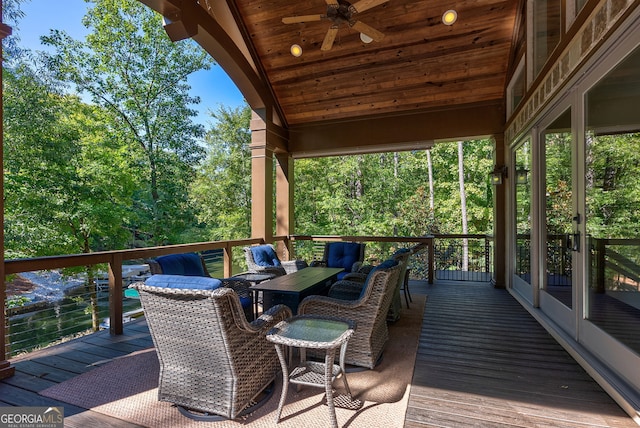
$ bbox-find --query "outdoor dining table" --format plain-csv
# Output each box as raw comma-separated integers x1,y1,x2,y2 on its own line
250,267,343,314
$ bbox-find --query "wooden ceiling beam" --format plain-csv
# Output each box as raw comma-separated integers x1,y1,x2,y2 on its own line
288,102,505,158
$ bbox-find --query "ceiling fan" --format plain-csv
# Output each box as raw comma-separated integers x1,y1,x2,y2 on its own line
282,0,388,51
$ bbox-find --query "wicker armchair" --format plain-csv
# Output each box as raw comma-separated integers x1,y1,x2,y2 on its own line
148,252,210,276
310,242,366,280
297,264,401,369
131,277,292,420
148,252,254,320
243,244,308,276
331,248,412,322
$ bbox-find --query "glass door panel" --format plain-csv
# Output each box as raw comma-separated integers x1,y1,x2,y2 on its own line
542,109,573,308
585,45,640,355
515,140,533,285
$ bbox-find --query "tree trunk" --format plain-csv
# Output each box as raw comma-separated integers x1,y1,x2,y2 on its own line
457,141,469,271
426,149,434,210
393,152,399,235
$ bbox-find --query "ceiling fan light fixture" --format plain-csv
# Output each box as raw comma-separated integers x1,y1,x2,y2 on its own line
360,32,373,43
290,44,303,57
282,0,388,51
442,9,457,25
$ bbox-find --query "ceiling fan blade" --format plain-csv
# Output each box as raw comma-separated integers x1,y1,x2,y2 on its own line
351,0,389,13
321,27,339,51
282,15,324,24
351,20,384,41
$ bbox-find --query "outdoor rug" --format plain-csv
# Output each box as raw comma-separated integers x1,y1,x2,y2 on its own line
40,295,427,427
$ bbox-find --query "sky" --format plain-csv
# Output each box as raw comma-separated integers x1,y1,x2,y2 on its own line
16,0,246,127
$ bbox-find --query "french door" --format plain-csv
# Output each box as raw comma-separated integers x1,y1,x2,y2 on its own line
538,106,578,333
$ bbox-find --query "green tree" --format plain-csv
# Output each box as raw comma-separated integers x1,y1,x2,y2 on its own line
42,0,213,245
191,105,253,240
294,140,494,249
4,59,138,329
2,0,27,63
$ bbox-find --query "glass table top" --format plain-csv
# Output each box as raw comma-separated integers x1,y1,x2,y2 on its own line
268,315,355,347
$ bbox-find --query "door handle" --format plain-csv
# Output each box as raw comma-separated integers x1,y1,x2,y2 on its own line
566,232,580,252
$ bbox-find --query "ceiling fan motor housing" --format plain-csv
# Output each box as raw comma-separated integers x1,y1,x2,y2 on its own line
326,0,355,24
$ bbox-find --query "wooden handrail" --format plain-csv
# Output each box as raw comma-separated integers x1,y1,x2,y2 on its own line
4,238,268,336
4,238,266,274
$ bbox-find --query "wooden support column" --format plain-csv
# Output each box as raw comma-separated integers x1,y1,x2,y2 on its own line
493,133,507,289
108,255,123,335
250,109,274,242
0,7,14,379
275,152,294,259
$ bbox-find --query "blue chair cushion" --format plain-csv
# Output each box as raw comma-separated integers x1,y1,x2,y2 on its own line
359,258,398,300
239,296,252,308
155,253,207,276
326,243,362,276
327,242,361,271
144,275,252,317
145,274,222,290
251,245,282,267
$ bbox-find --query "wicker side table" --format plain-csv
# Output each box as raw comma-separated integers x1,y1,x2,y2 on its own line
266,315,361,428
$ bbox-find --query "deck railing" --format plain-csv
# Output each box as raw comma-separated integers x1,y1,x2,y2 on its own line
590,237,640,293
4,234,493,358
431,234,493,282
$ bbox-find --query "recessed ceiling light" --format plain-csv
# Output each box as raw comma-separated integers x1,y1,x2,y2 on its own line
290,44,302,57
442,10,457,26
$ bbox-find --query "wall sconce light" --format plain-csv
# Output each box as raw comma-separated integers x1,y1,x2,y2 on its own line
442,9,458,25
290,44,303,57
490,165,507,185
360,32,373,43
516,168,529,184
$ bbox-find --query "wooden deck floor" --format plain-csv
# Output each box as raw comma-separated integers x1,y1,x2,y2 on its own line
406,280,637,427
1,280,637,427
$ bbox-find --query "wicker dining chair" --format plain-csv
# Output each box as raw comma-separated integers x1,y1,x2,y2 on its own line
243,244,308,276
297,263,401,369
131,275,292,420
310,241,366,280
147,252,254,320
330,247,413,322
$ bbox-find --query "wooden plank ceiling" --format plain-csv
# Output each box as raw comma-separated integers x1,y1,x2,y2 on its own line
234,0,518,127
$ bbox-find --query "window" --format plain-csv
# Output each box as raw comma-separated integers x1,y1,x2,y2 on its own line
531,0,562,78
507,57,526,117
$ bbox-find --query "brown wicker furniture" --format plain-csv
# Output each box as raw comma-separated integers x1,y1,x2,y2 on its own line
297,264,401,369
147,252,255,320
332,248,413,321
131,280,292,420
251,267,343,314
244,244,309,276
266,315,360,428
